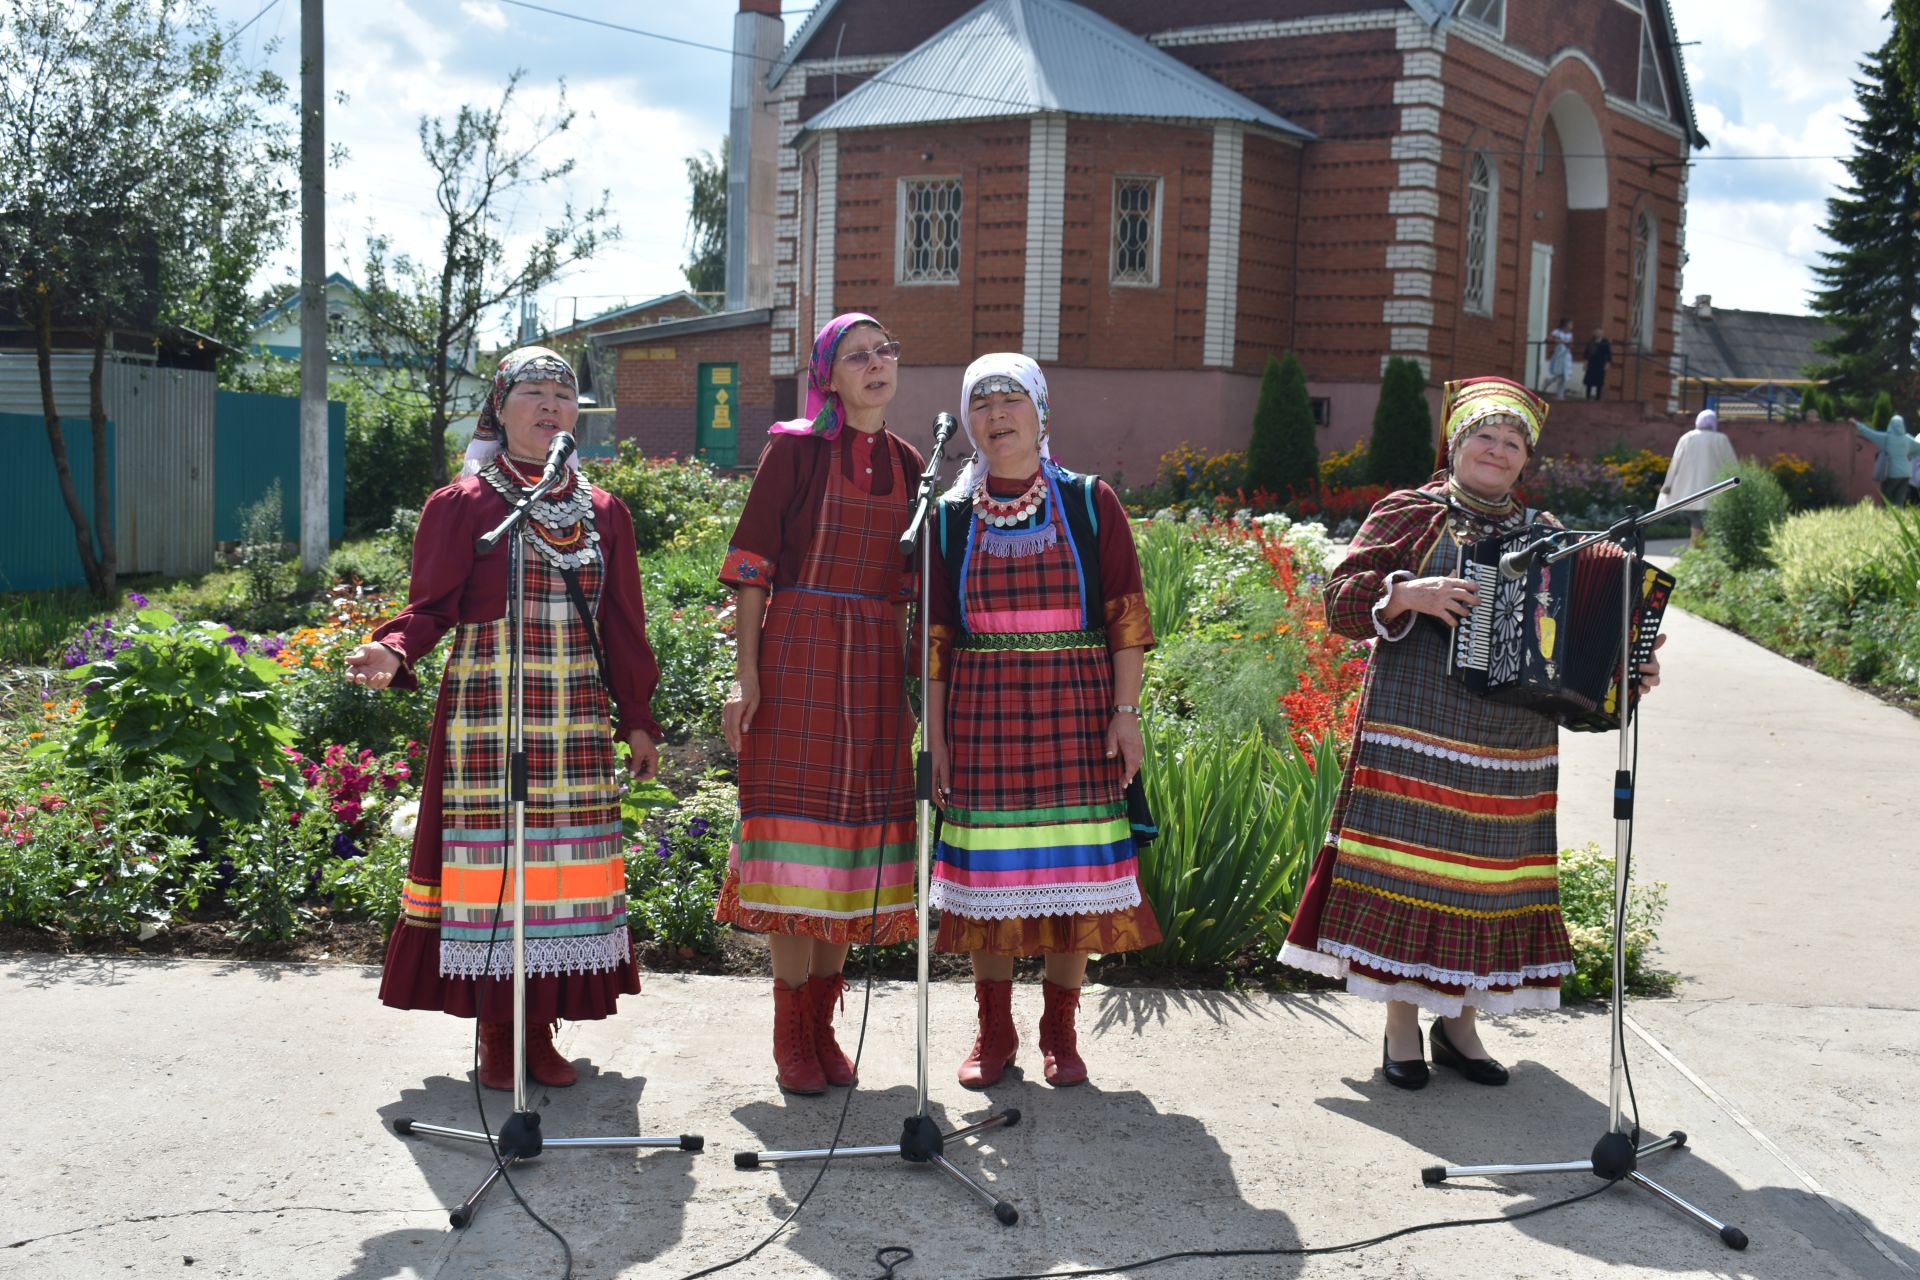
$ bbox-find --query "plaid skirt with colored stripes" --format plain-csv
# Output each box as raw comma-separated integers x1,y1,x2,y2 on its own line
1280,615,1572,1015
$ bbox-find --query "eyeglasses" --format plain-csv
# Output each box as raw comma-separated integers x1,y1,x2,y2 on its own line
837,340,902,369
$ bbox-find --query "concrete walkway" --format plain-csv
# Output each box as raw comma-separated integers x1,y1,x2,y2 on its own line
6,602,1917,1280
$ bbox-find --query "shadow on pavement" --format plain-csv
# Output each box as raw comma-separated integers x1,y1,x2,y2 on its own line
1317,1048,1920,1277
357,1062,695,1279
721,1080,1304,1278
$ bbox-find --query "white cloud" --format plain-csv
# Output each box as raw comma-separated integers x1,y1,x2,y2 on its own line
1669,0,1890,316
459,0,509,32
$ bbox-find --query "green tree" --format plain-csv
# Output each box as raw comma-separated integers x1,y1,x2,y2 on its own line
0,0,293,596
1810,33,1920,410
683,139,727,297
1870,389,1895,431
1247,352,1317,499
350,71,617,489
1368,356,1435,488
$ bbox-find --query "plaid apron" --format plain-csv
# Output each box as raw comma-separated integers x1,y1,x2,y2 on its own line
431,545,629,980
720,432,918,941
930,484,1143,924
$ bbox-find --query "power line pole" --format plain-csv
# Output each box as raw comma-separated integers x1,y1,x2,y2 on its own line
298,0,328,572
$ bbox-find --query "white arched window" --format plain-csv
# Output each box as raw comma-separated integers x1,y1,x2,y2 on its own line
1463,151,1496,316
1630,210,1657,349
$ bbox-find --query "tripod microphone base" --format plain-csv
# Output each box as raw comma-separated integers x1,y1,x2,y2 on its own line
393,1113,700,1228
740,1106,1022,1225
1425,1129,1744,1249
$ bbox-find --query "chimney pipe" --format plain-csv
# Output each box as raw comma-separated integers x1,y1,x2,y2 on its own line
726,1,784,312
1694,293,1712,319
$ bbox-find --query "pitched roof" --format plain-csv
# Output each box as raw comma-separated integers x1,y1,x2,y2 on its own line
545,291,713,340
1678,305,1834,382
802,0,1312,139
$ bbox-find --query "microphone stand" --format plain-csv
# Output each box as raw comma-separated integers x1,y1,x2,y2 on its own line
734,415,1022,1226
393,452,702,1229
1423,476,1747,1251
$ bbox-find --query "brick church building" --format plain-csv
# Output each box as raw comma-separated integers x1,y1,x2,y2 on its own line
597,0,1704,478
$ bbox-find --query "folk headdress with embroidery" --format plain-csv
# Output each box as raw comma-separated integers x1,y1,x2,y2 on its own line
462,345,580,478
945,352,1053,501
1441,376,1546,458
768,312,888,440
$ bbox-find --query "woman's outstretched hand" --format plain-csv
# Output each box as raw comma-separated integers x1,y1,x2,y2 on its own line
344,643,401,690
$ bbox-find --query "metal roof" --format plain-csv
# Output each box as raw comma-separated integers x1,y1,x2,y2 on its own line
1678,306,1834,382
803,0,1312,139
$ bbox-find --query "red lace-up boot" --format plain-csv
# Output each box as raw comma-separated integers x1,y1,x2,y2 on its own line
1038,980,1088,1087
957,979,1019,1089
773,978,827,1095
525,1020,579,1087
476,1020,516,1091
808,973,858,1087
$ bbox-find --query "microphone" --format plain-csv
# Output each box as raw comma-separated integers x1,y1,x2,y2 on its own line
1498,536,1555,582
539,431,577,485
931,412,957,449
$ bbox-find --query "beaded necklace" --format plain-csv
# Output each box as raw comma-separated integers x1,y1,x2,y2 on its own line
482,454,600,570
972,468,1059,559
971,470,1047,526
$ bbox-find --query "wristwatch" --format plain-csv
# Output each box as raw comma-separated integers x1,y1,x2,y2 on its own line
1112,704,1142,716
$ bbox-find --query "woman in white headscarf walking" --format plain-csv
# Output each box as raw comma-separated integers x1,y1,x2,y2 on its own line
1660,408,1739,545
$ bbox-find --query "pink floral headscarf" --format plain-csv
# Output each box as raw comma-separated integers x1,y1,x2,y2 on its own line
768,312,887,440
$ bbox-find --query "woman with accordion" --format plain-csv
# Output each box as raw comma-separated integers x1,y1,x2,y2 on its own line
1280,377,1661,1091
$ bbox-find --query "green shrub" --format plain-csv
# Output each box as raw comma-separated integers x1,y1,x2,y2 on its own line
320,825,411,933
0,589,107,666
0,769,214,941
1137,519,1207,638
1869,390,1895,432
42,607,300,829
1247,352,1318,499
236,481,290,628
325,537,411,591
1556,842,1674,1001
1768,453,1846,513
647,601,733,745
219,797,336,944
1132,717,1342,968
587,444,751,556
1368,356,1435,489
1704,459,1789,569
626,780,736,953
1770,502,1912,609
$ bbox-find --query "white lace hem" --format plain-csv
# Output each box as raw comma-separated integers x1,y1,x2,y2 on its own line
1280,939,1571,989
1278,942,1565,1016
930,877,1141,920
1370,571,1417,641
440,926,631,981
1359,730,1559,772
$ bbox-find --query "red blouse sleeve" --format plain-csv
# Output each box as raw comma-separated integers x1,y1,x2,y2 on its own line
595,492,665,743
369,483,476,690
1092,480,1153,652
1323,489,1449,641
720,436,796,591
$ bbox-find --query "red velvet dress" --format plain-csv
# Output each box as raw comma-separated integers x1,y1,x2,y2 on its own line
372,465,663,1022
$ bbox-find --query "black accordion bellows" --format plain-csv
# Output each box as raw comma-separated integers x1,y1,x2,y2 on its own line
1446,528,1674,732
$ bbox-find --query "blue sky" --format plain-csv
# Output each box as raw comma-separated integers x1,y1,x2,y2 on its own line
215,0,1892,335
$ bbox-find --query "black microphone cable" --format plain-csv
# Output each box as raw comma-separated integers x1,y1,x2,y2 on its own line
676,432,929,1280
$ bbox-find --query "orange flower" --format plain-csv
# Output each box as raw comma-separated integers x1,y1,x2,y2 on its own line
41,700,54,710
27,732,43,740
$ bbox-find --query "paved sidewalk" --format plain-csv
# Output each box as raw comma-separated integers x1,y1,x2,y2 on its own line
5,604,1916,1280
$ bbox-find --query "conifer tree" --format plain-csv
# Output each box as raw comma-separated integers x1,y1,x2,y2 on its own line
1810,32,1920,410
1368,357,1436,488
1247,352,1318,499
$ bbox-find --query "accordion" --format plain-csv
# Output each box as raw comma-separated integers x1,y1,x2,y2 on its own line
1446,528,1675,732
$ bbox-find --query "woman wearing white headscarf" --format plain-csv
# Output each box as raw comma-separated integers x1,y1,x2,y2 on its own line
922,353,1159,1090
1660,408,1739,545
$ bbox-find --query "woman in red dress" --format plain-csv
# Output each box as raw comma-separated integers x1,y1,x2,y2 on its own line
344,346,662,1089
715,313,924,1095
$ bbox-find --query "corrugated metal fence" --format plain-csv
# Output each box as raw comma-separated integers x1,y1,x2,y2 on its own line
213,390,345,543
0,353,214,579
1,413,117,592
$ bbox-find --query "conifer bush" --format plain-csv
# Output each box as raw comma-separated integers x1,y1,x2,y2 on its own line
1246,352,1318,499
1368,356,1436,489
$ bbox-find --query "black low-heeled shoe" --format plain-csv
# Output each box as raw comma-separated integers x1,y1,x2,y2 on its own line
1382,1033,1429,1090
1430,1018,1510,1086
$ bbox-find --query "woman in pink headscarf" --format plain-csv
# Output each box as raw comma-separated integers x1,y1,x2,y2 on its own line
713,313,925,1096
